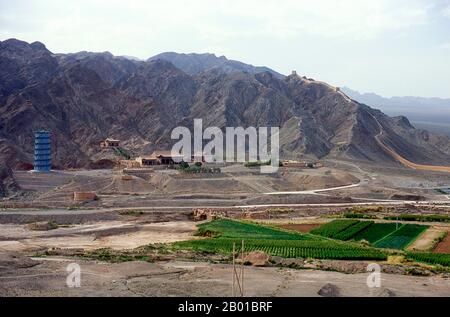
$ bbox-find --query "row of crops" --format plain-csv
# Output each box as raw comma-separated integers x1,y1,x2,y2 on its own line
374,224,428,249
177,238,387,260
175,219,450,267
177,219,387,260
196,218,312,240
384,214,450,223
309,220,359,238
406,252,450,267
330,221,374,241
310,220,428,250
352,223,399,243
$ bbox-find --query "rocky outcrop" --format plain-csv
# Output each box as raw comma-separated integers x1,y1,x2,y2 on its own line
0,166,17,197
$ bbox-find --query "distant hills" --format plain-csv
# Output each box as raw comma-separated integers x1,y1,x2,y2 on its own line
0,38,450,180
148,52,284,78
341,87,450,136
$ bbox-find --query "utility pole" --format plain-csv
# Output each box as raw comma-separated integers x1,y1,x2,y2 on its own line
232,240,245,297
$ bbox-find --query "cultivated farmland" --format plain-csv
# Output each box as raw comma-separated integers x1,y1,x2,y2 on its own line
374,224,428,250
311,220,429,250
176,219,387,261
309,220,359,238
352,223,399,243
333,221,374,241
407,252,450,267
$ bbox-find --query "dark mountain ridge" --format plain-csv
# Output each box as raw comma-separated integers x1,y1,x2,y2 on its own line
1,38,450,184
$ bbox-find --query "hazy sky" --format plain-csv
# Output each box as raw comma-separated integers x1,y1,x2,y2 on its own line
1,0,450,98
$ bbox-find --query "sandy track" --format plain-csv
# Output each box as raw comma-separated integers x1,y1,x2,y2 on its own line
371,113,450,173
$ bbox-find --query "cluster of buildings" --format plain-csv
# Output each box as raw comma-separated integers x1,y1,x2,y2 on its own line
100,138,188,168
120,151,184,168
99,138,323,170
281,160,323,169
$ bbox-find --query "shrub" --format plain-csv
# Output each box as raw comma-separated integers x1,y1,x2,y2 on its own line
384,214,450,223
244,160,271,168
343,212,376,219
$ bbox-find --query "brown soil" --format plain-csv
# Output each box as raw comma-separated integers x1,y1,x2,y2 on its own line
434,231,450,253
277,224,320,233
407,227,447,252
1,258,449,297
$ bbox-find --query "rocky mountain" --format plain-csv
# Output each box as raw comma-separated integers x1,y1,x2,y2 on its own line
342,87,450,136
149,52,284,78
1,38,450,179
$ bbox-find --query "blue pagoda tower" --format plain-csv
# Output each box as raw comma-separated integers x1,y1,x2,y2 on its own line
34,130,52,172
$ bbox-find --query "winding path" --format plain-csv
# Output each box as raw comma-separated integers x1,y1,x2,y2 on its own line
370,113,450,173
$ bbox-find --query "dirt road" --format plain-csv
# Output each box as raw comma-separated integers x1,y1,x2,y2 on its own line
371,113,450,173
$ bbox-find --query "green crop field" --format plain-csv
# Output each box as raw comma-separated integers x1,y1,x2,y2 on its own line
312,220,429,250
309,220,359,238
176,219,387,261
374,224,428,249
352,223,399,243
196,218,312,240
384,214,450,223
177,238,386,260
406,252,450,267
333,221,374,241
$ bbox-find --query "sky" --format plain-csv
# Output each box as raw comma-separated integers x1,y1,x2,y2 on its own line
1,0,450,98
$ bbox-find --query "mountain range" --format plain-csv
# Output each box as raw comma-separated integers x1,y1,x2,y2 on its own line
341,87,450,137
1,38,450,195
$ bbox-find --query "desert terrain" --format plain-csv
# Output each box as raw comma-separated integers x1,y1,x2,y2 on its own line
1,161,450,297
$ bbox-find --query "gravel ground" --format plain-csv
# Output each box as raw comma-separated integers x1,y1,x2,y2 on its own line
0,257,449,297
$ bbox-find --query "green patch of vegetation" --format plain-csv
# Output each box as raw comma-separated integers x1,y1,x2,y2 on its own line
345,206,384,213
374,224,428,250
114,147,131,160
352,223,399,243
309,220,359,238
176,238,386,260
384,214,450,223
244,160,271,168
83,247,160,263
333,221,374,241
406,252,450,267
196,219,311,241
177,162,221,174
267,208,294,214
47,220,59,230
176,219,387,261
119,210,145,217
343,212,377,219
435,188,449,195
